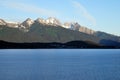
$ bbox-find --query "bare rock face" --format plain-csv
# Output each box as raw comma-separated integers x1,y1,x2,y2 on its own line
0,17,120,47
0,18,96,35
35,17,61,26
62,22,81,31
46,17,61,26
19,18,34,32
79,26,95,35
36,18,46,24
21,18,34,28
62,22,95,34
71,22,81,31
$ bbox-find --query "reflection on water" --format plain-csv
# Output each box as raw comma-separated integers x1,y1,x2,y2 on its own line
0,49,120,80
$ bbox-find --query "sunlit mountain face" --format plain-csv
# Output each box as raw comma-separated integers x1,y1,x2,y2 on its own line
0,17,120,48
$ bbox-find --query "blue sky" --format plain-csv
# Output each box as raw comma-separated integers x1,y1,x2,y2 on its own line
0,0,120,36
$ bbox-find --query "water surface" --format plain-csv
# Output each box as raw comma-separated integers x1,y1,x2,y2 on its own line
0,49,120,80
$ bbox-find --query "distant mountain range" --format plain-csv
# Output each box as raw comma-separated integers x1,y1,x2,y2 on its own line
0,17,120,48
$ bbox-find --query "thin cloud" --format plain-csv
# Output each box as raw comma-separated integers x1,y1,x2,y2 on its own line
72,1,96,26
2,1,58,17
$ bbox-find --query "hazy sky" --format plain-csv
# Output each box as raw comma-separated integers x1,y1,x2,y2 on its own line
0,0,120,36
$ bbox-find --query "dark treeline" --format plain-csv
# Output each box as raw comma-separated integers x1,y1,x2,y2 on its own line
0,40,118,49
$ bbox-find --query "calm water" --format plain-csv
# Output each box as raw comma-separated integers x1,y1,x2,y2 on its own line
0,49,120,80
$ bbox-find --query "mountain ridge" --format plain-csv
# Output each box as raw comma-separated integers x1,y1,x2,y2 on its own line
0,17,120,48
1,18,119,37
0,18,96,35
0,21,100,43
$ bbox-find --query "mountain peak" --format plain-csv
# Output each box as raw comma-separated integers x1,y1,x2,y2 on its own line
0,18,96,35
21,18,34,28
71,22,81,31
35,18,46,24
46,17,61,26
62,22,81,31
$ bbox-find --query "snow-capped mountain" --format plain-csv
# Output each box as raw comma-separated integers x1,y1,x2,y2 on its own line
19,18,34,32
21,18,34,28
36,17,61,26
71,22,81,31
0,18,96,34
0,19,19,28
62,22,95,34
62,22,81,31
36,18,46,24
46,17,61,26
62,22,80,31
0,17,120,47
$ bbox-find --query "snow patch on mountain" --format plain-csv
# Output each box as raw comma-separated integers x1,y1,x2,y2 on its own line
46,17,61,26
36,18,46,24
36,17,61,26
21,18,34,28
0,17,96,34
62,22,95,34
62,22,80,30
6,21,19,28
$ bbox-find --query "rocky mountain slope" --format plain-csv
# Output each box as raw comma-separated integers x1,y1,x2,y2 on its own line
0,21,100,43
0,17,120,47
